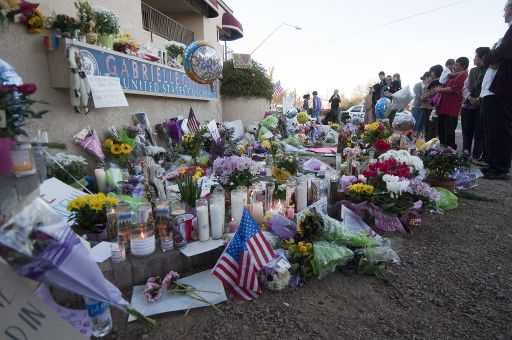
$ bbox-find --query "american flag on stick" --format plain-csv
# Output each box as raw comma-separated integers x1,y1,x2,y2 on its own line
212,208,276,301
187,107,201,133
273,80,284,97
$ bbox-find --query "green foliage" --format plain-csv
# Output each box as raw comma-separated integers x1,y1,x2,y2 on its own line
94,10,119,35
176,176,202,208
420,147,470,179
220,60,273,100
372,192,414,217
75,1,95,33
51,14,80,34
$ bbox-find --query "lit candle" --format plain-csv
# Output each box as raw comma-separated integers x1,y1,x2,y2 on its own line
276,200,284,214
228,218,238,233
160,235,173,252
130,225,155,256
110,242,126,263
196,199,210,242
95,168,107,193
106,208,117,241
286,206,295,220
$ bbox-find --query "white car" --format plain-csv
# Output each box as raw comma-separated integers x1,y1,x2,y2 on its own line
340,105,365,123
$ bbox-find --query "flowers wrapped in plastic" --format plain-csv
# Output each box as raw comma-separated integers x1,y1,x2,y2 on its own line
73,127,105,161
311,241,353,279
0,198,155,326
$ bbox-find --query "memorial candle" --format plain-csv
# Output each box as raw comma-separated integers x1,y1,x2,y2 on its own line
295,178,307,212
95,168,107,193
196,199,210,242
130,224,155,256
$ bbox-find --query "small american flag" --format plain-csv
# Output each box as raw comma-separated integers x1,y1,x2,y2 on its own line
212,208,275,301
187,107,201,133
273,80,284,97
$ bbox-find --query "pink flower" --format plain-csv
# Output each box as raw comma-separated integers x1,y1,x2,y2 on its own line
143,276,162,303
17,83,37,95
162,271,180,290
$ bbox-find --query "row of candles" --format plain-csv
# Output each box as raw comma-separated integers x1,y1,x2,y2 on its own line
107,171,341,262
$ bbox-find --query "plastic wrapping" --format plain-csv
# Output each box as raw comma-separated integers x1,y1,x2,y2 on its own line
311,241,353,279
320,214,378,249
435,187,458,210
453,170,477,189
390,86,414,111
302,158,333,173
392,111,416,132
358,246,400,265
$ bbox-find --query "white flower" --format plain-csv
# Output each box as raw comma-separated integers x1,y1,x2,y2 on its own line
146,145,166,156
53,153,87,166
383,174,409,195
358,175,367,183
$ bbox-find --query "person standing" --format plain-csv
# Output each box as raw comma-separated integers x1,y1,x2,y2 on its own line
480,0,512,180
303,94,311,113
435,57,469,149
380,75,393,98
461,47,490,162
421,65,444,141
372,71,386,121
412,72,431,136
312,91,322,123
328,89,341,120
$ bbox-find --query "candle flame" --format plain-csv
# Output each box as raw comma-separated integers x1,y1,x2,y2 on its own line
140,231,145,239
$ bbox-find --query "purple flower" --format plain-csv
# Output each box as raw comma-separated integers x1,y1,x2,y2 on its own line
407,179,441,201
340,175,358,192
143,276,162,302
162,271,180,290
212,156,257,185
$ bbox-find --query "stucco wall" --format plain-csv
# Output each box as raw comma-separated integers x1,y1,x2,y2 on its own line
0,2,221,165
222,97,270,128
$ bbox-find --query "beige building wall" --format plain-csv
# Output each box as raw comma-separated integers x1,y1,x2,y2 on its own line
222,97,270,128
0,0,222,166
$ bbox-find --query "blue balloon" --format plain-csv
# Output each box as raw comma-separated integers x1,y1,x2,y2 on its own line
287,108,298,118
375,98,391,119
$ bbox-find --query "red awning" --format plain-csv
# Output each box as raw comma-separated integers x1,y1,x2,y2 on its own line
220,12,243,41
203,0,219,18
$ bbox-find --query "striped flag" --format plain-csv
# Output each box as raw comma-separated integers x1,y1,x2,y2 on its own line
212,208,275,301
273,80,284,97
187,107,201,133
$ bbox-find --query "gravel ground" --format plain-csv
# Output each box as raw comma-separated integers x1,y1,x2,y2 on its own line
104,177,512,340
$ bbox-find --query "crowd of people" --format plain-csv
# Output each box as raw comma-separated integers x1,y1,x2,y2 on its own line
368,2,512,181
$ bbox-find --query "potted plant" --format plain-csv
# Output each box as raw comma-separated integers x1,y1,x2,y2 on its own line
420,146,470,192
175,169,203,212
46,153,88,185
75,0,96,44
67,193,119,241
212,155,259,192
51,14,80,38
94,8,119,49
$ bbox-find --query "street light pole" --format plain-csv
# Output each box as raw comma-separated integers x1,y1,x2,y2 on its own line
250,23,301,55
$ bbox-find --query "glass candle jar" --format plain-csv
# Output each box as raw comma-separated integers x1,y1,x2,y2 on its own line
137,202,152,225
264,181,274,213
115,203,132,250
12,143,36,177
169,198,186,217
285,177,297,208
110,241,126,263
230,188,245,227
196,198,210,242
173,214,188,249
210,191,225,240
130,223,155,256
106,207,117,241
295,178,308,212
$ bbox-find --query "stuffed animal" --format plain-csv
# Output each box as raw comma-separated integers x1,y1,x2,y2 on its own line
66,45,90,114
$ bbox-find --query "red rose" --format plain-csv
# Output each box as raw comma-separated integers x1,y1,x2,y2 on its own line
378,123,385,132
17,83,37,94
374,138,391,153
359,123,365,132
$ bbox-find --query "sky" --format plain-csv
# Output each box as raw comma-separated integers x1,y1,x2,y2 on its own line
225,0,508,101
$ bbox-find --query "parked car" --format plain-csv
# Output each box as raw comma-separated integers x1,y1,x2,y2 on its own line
340,105,365,123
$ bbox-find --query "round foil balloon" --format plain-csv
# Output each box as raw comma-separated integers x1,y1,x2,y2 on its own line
375,97,391,119
184,41,222,90
392,110,416,132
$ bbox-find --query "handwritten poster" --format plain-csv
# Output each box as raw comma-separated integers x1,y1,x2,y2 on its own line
0,262,85,339
207,119,220,142
88,76,129,108
39,178,86,220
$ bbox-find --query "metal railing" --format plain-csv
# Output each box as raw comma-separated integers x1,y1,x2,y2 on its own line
141,2,194,45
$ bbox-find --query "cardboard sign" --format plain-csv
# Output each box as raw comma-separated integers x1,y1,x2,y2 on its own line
88,76,128,108
39,178,86,220
207,119,220,142
0,262,85,339
282,96,294,114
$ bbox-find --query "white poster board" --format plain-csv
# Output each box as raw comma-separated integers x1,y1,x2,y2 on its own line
207,119,220,142
39,178,87,220
282,96,294,114
223,120,244,140
88,76,128,108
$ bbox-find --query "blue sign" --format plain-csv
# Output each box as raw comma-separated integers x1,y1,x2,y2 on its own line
77,44,219,100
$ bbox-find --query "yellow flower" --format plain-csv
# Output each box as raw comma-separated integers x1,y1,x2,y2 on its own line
261,140,271,148
104,139,114,147
306,243,313,250
111,144,122,155
347,183,374,196
299,245,307,253
298,241,304,248
121,144,133,154
367,122,380,132
239,145,246,154
178,167,186,174
272,166,291,184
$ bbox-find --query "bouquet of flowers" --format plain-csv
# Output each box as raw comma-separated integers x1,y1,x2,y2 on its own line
0,0,19,26
67,193,119,231
361,122,391,146
0,198,155,326
378,149,425,178
0,81,48,137
337,123,358,153
420,146,470,180
407,178,441,212
175,129,207,160
373,138,392,156
102,127,137,168
165,41,187,59
73,127,105,161
272,154,299,184
284,239,314,280
363,158,412,191
213,156,258,192
346,183,374,203
46,152,87,185
175,167,204,207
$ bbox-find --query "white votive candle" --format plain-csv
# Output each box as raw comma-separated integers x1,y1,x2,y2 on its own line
95,168,107,193
196,199,210,242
